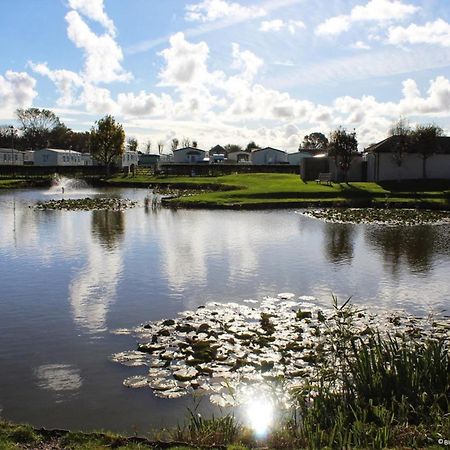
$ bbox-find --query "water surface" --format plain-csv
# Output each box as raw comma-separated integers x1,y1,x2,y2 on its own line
0,184,449,433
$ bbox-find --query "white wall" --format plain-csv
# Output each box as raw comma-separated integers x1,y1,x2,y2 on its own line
0,149,24,165
287,152,313,166
251,149,288,164
173,148,206,163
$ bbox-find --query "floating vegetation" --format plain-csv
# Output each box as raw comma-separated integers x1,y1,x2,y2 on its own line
112,293,449,414
301,208,450,226
34,197,137,211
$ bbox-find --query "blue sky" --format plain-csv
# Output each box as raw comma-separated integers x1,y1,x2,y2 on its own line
1,0,449,150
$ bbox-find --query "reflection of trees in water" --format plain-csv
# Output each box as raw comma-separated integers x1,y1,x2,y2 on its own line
366,225,443,273
324,223,355,264
91,210,124,249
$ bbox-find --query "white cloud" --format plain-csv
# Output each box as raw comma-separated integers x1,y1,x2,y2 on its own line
0,70,37,118
351,41,371,50
68,0,115,36
158,32,215,88
29,62,83,106
185,0,266,22
117,91,160,116
260,19,305,34
316,0,419,36
65,10,131,84
388,19,450,48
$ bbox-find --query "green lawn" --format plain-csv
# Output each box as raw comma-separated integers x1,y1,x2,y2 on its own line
107,173,450,208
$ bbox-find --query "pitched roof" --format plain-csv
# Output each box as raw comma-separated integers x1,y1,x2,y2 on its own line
36,148,82,154
251,146,286,154
173,146,205,153
366,136,450,154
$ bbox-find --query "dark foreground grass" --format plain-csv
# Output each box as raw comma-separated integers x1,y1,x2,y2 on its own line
107,173,450,209
2,300,448,449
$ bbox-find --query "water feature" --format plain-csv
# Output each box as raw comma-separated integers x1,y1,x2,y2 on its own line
0,185,449,434
46,175,96,196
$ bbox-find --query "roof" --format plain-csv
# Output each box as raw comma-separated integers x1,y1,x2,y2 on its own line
251,146,286,154
36,148,82,155
210,145,225,152
366,136,450,154
173,146,205,153
0,148,22,153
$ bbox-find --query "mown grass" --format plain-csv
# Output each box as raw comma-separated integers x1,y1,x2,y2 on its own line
107,173,450,208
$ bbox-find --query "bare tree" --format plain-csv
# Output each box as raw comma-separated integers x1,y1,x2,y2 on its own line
145,140,152,154
171,138,179,152
157,140,165,155
181,137,191,148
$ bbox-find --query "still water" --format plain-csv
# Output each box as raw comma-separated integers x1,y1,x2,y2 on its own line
0,183,449,434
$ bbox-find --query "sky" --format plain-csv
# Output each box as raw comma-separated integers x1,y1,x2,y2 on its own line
0,0,449,151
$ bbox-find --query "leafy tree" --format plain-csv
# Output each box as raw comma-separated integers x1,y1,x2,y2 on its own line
246,141,260,152
126,137,138,152
171,138,179,151
90,115,125,175
388,118,412,180
301,132,329,150
328,128,358,182
192,140,198,148
16,108,63,150
0,125,18,148
412,123,444,179
224,144,243,154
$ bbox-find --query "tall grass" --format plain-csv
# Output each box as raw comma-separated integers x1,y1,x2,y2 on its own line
290,297,450,449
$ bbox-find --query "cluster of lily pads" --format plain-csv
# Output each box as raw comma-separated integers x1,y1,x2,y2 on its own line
301,208,450,226
112,294,448,409
34,197,138,211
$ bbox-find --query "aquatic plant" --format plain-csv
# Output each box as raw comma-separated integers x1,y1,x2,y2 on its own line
301,208,450,226
34,197,137,211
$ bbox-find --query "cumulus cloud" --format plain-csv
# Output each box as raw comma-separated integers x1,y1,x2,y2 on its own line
65,11,131,84
68,0,115,36
158,32,214,87
259,19,305,34
316,0,419,36
0,70,37,117
351,41,371,50
29,62,83,106
185,0,266,22
388,19,450,48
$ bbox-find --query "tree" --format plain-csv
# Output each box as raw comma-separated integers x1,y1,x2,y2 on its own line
192,140,198,148
157,140,165,155
412,123,444,179
246,141,259,152
171,138,179,152
224,144,243,154
328,128,358,182
126,137,138,152
16,108,63,149
301,132,328,150
144,140,152,154
181,137,191,148
388,118,412,181
90,115,125,175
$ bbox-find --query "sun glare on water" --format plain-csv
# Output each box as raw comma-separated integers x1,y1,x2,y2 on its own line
245,397,275,438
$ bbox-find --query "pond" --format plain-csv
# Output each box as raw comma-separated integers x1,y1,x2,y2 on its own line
0,181,449,434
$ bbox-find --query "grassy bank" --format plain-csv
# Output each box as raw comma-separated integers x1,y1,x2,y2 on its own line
0,177,53,189
107,173,450,209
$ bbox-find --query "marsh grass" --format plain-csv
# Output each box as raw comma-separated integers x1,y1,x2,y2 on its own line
289,296,450,449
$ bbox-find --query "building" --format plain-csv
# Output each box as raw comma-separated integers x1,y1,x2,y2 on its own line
209,145,226,157
227,150,251,163
366,136,450,181
138,153,160,167
0,148,25,165
287,150,322,166
172,147,206,163
251,147,288,165
118,151,139,170
33,148,84,166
